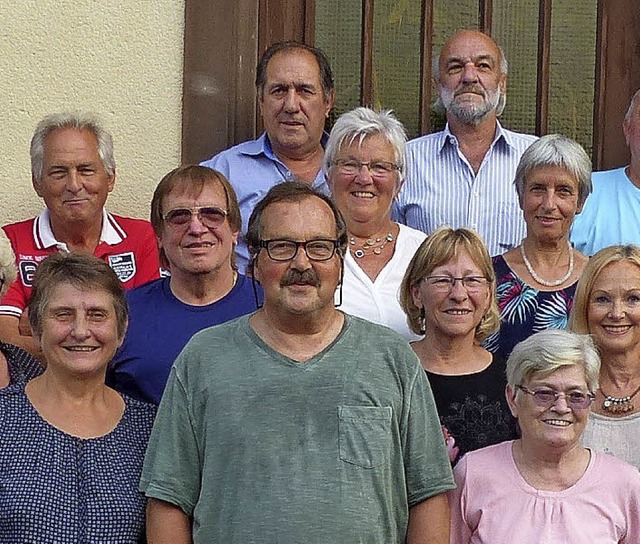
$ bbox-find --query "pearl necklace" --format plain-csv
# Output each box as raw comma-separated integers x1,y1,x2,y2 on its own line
520,241,574,287
349,232,395,259
601,384,640,414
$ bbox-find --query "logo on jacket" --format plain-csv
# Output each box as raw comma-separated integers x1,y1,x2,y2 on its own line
108,252,137,283
19,261,39,287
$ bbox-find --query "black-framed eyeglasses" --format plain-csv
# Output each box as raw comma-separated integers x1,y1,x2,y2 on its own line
162,206,228,229
332,159,399,178
259,239,340,262
516,385,595,410
423,275,489,294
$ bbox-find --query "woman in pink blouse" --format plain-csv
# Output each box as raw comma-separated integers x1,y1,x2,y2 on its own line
449,329,640,544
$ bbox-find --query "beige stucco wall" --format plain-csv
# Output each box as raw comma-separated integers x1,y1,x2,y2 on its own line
1,0,184,224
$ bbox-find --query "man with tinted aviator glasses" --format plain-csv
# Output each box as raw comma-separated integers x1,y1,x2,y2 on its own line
142,182,455,544
107,165,259,405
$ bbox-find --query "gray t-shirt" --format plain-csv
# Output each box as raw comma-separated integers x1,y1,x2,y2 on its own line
140,314,454,543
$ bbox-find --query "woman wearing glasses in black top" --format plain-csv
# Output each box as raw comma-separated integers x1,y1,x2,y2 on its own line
400,226,517,464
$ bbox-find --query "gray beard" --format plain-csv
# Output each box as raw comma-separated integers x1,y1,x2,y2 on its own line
441,87,501,126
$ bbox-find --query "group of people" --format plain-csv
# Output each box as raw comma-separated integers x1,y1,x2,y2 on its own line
2,26,640,544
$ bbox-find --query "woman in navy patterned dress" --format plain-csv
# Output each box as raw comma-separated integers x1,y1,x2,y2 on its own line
0,232,42,388
0,253,155,543
485,135,593,361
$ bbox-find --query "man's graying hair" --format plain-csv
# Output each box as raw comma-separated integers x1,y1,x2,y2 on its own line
255,41,334,100
31,112,115,184
432,33,509,116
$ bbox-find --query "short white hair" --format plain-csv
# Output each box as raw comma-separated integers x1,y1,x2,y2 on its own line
323,107,407,182
506,329,600,394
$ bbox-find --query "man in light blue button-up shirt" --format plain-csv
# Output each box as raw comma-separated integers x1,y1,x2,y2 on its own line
201,41,335,272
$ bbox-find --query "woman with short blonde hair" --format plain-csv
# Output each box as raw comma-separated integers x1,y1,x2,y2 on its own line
569,244,640,469
400,226,516,463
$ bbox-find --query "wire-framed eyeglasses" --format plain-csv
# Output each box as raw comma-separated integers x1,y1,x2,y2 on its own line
259,239,340,262
162,206,228,229
422,275,489,293
516,385,595,410
332,159,399,178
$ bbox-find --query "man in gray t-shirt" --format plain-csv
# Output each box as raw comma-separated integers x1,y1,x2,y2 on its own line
141,183,454,543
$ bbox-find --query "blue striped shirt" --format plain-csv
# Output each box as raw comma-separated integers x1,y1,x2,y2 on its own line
393,122,537,256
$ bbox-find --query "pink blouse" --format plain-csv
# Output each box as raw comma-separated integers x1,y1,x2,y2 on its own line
449,441,640,544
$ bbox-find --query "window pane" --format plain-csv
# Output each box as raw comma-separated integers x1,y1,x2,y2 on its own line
315,2,362,128
372,0,423,136
493,0,539,135
548,1,597,155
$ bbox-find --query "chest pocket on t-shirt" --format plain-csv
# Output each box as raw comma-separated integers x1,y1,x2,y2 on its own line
338,405,392,469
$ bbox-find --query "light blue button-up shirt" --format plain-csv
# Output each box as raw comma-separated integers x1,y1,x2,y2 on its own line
201,133,329,272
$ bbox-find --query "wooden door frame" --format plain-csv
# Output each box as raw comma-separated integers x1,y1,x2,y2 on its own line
182,0,640,169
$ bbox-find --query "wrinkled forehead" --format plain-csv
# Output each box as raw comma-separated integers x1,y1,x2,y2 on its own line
261,196,337,237
162,176,227,208
439,31,502,70
43,128,101,160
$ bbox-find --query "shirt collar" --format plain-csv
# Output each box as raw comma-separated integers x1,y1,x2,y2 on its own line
240,132,330,161
33,208,125,250
439,119,510,153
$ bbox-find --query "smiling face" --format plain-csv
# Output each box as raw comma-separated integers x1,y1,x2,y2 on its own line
33,128,115,227
259,49,334,158
411,248,491,342
437,30,506,125
587,260,640,356
37,282,123,378
328,133,401,227
158,182,238,280
253,196,342,318
521,164,581,244
507,365,591,451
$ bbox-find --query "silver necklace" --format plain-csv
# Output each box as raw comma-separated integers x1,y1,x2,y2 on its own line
349,232,394,259
520,241,574,287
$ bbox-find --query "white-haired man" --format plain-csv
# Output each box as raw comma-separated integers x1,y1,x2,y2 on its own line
0,113,160,355
394,29,537,256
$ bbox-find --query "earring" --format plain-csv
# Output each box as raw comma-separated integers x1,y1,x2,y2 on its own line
419,308,426,334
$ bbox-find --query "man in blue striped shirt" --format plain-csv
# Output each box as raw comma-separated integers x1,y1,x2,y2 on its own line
394,30,537,256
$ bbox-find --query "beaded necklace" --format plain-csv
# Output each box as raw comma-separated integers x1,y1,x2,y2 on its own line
600,384,640,414
349,232,395,259
520,241,574,287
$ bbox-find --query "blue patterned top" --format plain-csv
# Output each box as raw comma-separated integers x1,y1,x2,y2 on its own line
3,341,43,386
0,387,155,543
485,254,577,360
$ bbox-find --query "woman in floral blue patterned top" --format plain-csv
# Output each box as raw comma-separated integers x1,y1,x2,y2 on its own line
485,135,593,361
0,253,155,543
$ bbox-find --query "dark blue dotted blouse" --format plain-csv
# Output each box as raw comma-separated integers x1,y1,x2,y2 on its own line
0,387,155,543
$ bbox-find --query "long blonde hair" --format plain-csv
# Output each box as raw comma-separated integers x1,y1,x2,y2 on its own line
569,245,640,334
